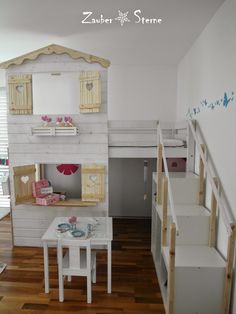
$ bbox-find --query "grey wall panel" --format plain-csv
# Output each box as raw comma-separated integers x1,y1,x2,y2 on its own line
44,164,81,198
109,158,156,217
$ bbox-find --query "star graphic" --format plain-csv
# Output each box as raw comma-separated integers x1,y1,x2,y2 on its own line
115,10,130,26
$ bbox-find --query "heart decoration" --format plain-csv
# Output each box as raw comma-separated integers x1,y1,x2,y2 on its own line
89,175,97,183
86,82,93,91
21,176,29,184
16,85,24,93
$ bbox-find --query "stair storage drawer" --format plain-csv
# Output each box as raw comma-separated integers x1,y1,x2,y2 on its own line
162,246,226,314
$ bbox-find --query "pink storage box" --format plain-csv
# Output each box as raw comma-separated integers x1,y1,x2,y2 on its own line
36,193,60,206
32,179,49,198
167,158,186,172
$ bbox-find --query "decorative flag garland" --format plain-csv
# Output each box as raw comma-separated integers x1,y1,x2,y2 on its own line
56,164,79,175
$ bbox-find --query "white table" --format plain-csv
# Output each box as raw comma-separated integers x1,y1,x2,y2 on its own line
41,216,113,294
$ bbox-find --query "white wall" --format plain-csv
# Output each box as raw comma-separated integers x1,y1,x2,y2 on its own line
0,62,177,121
108,65,177,121
176,0,236,312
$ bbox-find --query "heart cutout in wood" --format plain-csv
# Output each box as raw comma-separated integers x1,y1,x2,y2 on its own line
89,175,97,183
16,85,24,93
21,176,29,184
86,82,93,91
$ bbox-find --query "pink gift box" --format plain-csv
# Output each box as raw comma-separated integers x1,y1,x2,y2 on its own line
36,193,60,206
32,179,49,198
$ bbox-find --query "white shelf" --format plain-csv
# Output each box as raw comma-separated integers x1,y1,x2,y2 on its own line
156,204,210,219
153,171,198,184
162,245,226,268
151,173,226,314
32,126,78,136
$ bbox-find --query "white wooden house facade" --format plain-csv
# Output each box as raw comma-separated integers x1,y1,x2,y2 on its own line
0,44,110,246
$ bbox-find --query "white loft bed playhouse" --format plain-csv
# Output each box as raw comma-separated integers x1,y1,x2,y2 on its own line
108,120,187,217
0,44,188,234
1,44,235,314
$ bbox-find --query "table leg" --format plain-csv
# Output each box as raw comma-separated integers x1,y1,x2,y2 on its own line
43,242,49,293
108,241,112,293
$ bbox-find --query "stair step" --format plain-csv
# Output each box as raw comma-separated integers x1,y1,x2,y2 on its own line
162,245,225,268
169,172,199,204
157,204,210,245
158,204,210,217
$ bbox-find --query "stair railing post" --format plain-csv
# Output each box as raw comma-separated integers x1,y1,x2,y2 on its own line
209,177,219,247
167,223,176,314
222,224,236,314
198,144,206,205
162,176,168,247
187,119,196,172
157,144,163,205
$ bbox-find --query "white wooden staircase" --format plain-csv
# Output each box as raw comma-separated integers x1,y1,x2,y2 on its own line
151,120,235,314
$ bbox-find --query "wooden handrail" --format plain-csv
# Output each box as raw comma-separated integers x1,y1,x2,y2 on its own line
162,176,168,247
208,177,219,247
158,124,179,234
157,144,163,205
222,224,236,314
167,223,176,314
188,120,233,234
198,144,205,205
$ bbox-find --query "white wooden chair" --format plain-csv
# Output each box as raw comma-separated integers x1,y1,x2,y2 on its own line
57,238,96,303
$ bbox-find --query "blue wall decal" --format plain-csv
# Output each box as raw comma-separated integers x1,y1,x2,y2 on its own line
186,91,234,119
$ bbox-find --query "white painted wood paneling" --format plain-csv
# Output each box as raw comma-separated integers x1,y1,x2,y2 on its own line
7,54,108,114
8,133,108,144
10,156,108,166
8,113,108,124
7,54,109,247
12,205,108,219
12,204,108,247
9,143,108,154
14,228,46,238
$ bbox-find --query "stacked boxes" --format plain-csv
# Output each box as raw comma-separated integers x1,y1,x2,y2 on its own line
32,179,60,205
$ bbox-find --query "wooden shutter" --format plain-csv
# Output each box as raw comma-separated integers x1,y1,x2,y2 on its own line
81,165,105,202
13,165,36,204
80,71,101,113
8,75,33,114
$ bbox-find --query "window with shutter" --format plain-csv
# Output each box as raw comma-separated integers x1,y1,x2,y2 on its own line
0,87,10,208
80,71,101,113
8,74,33,114
81,165,105,202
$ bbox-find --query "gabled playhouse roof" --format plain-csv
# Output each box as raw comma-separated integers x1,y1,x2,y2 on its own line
0,44,110,69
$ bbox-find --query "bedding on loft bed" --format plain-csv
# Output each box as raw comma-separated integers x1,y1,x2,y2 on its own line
108,120,187,150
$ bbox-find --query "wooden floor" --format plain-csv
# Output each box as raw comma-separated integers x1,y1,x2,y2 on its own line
0,215,165,314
